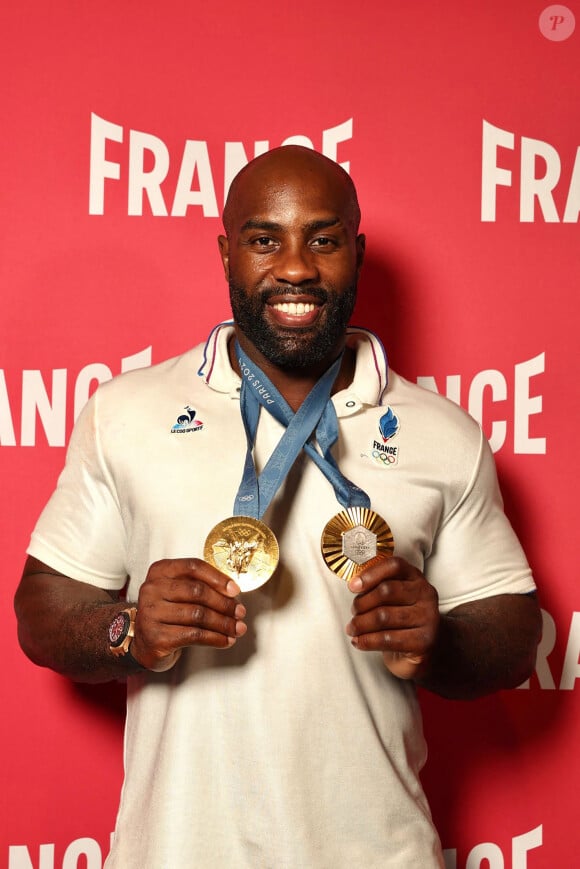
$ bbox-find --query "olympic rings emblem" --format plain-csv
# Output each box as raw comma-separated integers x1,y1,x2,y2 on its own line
372,449,396,465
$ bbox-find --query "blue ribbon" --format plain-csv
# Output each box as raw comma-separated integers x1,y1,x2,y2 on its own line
234,341,370,519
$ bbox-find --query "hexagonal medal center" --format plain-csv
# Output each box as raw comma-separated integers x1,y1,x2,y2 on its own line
342,525,377,564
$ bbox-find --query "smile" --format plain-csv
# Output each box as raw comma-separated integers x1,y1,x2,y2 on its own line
265,295,323,329
271,301,317,315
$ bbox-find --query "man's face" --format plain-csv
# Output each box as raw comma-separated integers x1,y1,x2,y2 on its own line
218,155,365,371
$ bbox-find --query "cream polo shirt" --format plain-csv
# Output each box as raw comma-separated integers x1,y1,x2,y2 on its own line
28,323,535,869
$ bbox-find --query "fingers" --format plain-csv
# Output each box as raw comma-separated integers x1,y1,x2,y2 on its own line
142,559,243,612
347,625,434,654
345,557,439,665
132,558,248,669
347,600,424,638
347,557,415,601
145,557,243,600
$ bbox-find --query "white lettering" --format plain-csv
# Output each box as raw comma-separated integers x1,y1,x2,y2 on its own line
512,825,542,868
519,609,580,691
0,370,17,446
560,611,580,690
468,369,507,453
89,113,123,215
322,118,354,171
466,842,504,868
62,837,102,869
90,115,354,217
8,844,55,869
520,136,560,222
8,837,106,869
21,369,67,447
128,130,170,216
1,348,152,448
416,355,546,455
171,140,218,217
482,120,579,222
443,825,543,869
481,119,514,221
563,147,580,222
514,353,545,454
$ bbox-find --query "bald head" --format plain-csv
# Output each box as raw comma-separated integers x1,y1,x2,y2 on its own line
217,144,365,374
222,146,361,235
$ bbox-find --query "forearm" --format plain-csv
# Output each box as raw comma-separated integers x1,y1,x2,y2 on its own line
415,593,542,700
15,555,246,681
14,566,141,683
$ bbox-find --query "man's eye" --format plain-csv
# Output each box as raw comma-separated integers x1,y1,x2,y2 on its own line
254,236,275,247
311,237,335,248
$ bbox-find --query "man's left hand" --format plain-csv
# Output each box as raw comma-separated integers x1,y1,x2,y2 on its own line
345,556,439,680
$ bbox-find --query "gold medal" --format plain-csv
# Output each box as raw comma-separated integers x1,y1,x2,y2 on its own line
321,506,394,581
204,516,279,592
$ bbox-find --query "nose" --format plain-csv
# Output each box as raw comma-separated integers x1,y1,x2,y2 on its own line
271,242,319,285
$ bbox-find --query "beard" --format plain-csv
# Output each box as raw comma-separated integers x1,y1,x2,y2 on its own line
229,282,357,370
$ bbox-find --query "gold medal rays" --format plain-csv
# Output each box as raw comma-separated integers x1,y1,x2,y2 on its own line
321,507,394,582
204,509,394,591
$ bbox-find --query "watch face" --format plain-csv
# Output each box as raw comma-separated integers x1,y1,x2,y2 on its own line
109,612,129,647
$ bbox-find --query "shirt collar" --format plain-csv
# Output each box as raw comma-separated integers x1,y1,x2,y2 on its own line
333,327,389,416
197,321,240,397
197,321,389,412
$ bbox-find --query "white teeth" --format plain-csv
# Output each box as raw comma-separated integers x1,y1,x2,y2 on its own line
272,302,316,315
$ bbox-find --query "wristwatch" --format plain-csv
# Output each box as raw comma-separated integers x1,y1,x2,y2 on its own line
108,606,138,658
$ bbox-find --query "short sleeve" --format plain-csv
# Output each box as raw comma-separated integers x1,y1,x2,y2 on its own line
426,430,536,613
27,388,128,590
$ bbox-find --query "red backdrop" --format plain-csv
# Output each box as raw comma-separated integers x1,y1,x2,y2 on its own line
2,2,578,866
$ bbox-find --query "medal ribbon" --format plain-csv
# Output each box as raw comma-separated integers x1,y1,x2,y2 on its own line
234,341,370,519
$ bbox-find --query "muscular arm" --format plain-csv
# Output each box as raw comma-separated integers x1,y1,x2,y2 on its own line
415,592,541,699
346,557,542,700
15,558,131,682
14,555,247,683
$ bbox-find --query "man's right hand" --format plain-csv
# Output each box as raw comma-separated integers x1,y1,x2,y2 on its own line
132,558,247,671
14,555,246,682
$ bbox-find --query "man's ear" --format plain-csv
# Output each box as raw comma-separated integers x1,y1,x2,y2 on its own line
218,235,230,280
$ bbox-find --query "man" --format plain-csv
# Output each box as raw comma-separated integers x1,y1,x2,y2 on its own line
15,146,541,867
